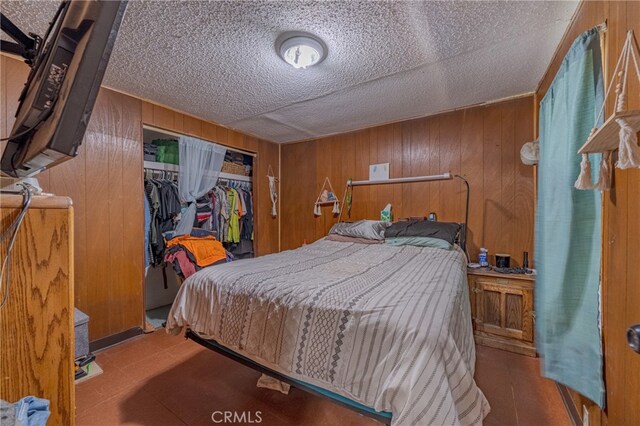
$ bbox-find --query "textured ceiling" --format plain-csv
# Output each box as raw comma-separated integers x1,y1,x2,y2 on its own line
2,1,579,143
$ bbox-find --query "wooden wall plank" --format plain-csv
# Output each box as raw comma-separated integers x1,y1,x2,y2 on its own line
255,138,280,255
82,100,113,339
152,105,175,129
202,121,217,142
461,108,485,261
281,97,535,259
107,94,125,334
428,117,441,218
120,96,144,332
353,129,370,221
141,102,153,125
439,111,463,223
183,114,203,137
314,138,327,237
281,141,316,249
602,4,626,420
2,58,29,156
514,97,535,265
499,102,516,258
482,105,503,262
623,1,640,420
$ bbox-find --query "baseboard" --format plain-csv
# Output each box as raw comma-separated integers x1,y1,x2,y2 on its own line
474,333,537,357
89,327,143,352
556,383,581,426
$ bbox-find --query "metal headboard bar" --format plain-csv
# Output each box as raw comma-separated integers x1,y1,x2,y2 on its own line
340,172,470,254
453,174,470,254
348,173,452,186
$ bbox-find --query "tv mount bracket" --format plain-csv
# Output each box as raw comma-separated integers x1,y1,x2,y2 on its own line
0,13,41,66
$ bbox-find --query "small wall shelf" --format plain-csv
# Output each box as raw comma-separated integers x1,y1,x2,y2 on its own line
578,110,640,154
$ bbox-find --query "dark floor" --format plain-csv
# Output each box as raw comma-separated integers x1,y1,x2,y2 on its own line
76,331,570,426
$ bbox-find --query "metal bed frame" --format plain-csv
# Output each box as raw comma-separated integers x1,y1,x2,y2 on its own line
184,329,392,425
183,172,472,424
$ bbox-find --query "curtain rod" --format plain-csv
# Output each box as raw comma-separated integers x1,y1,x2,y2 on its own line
143,124,257,157
348,173,452,186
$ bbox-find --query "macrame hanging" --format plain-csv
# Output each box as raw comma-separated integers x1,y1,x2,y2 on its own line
267,164,278,217
314,177,340,216
576,30,640,190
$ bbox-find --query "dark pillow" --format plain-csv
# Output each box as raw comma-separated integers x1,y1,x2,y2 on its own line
385,220,461,245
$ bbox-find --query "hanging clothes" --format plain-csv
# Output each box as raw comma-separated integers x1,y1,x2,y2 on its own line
194,194,213,230
144,195,151,267
145,177,181,266
239,188,253,241
215,186,231,242
227,188,241,244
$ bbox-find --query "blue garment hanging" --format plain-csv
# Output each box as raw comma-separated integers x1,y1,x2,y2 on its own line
144,195,151,267
536,27,605,407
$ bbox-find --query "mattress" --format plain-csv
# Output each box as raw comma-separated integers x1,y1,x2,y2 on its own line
167,238,490,425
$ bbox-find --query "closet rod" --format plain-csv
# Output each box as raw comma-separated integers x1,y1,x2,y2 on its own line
143,124,257,157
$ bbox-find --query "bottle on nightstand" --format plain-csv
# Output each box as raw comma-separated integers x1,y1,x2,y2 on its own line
479,248,489,267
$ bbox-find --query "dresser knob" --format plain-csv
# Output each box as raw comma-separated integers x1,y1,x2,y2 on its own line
628,324,640,353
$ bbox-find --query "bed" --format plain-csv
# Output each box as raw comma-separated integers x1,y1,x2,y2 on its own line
166,238,490,425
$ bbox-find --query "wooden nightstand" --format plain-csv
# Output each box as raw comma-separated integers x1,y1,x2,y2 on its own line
467,269,536,357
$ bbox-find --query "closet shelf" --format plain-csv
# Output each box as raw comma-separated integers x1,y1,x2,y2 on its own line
219,172,252,182
316,201,339,205
578,110,640,154
144,160,178,172
143,160,252,182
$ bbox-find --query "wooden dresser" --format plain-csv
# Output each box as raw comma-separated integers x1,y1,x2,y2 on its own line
0,194,75,425
467,269,536,357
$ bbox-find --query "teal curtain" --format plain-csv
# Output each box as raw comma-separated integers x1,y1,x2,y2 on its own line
536,27,605,407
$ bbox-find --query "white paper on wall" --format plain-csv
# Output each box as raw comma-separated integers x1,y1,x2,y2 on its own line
369,163,389,181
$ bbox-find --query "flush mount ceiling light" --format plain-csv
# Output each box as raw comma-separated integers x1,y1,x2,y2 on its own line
276,32,327,69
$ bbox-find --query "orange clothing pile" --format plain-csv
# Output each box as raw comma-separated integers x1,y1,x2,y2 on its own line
165,235,226,267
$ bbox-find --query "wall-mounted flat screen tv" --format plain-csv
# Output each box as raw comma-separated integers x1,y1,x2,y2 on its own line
1,0,127,177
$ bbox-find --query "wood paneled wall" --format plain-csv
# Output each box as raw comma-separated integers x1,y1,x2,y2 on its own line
281,97,535,266
535,1,640,425
3,56,147,341
1,55,280,341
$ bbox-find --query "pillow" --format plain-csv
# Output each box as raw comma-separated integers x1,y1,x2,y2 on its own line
328,220,389,241
385,220,461,245
385,236,452,250
326,234,383,244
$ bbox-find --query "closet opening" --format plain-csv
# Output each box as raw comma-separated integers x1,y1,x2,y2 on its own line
142,126,255,330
